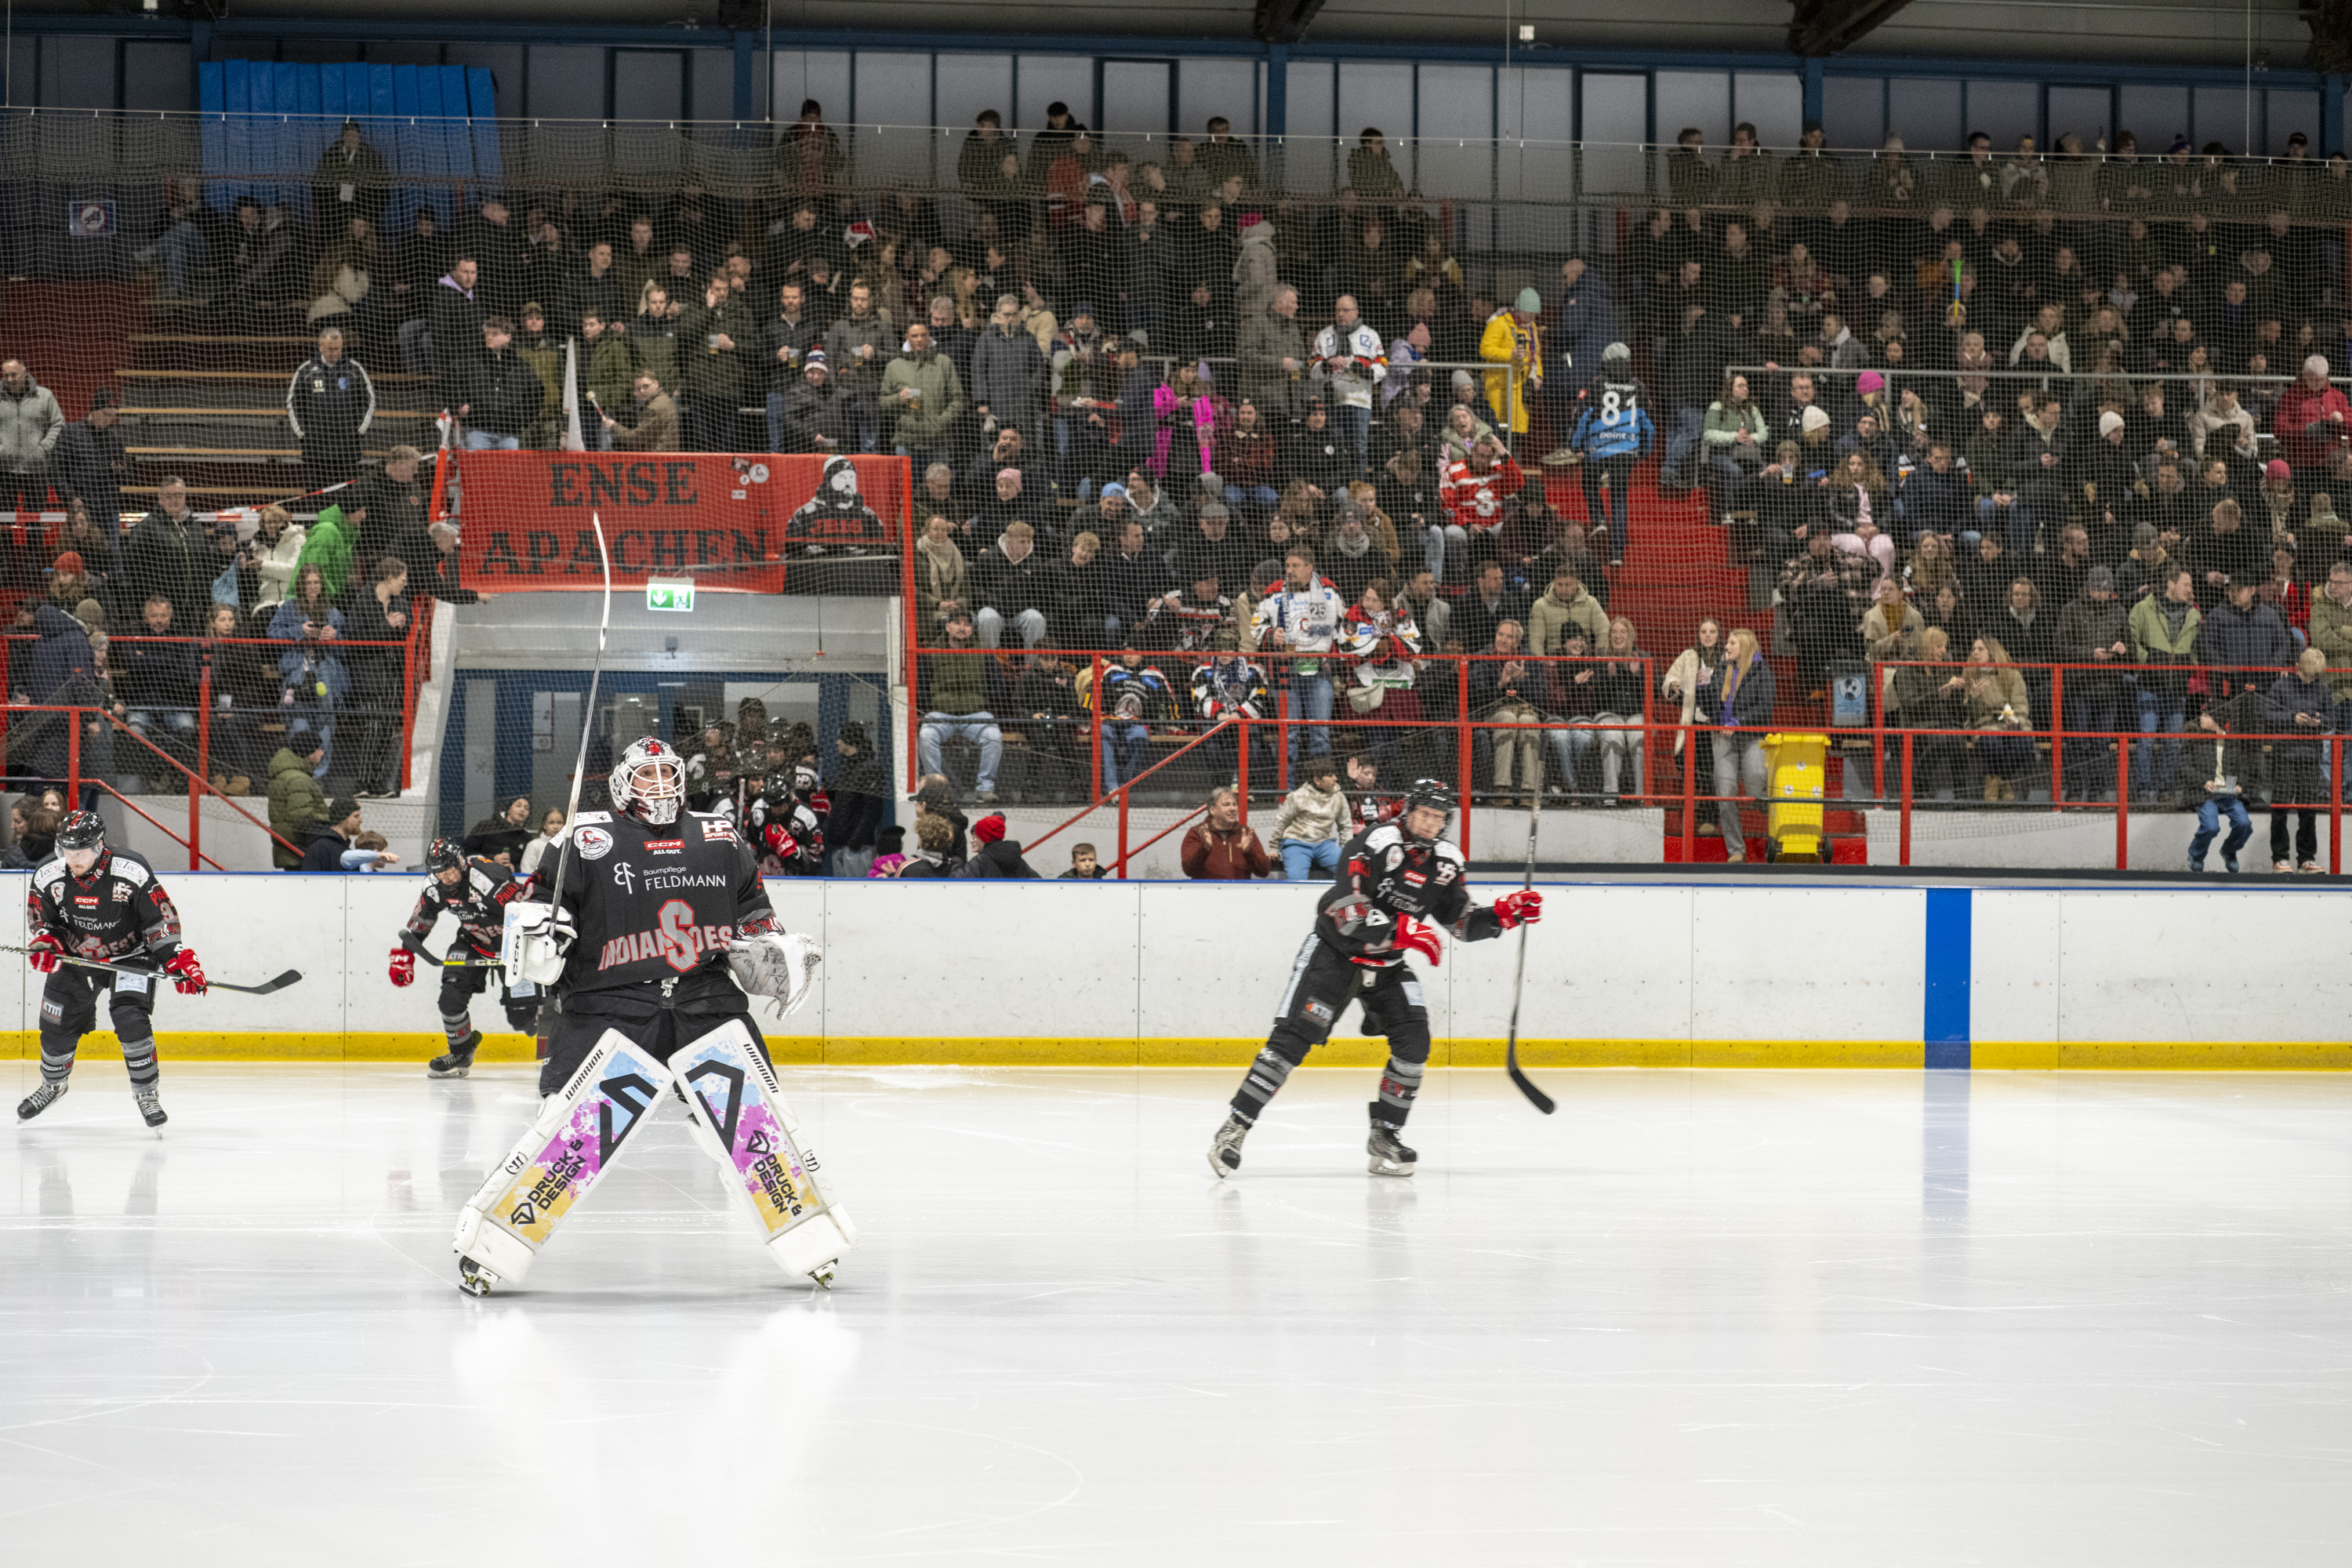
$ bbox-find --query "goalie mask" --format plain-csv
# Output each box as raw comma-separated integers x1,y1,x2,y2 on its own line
609,737,686,825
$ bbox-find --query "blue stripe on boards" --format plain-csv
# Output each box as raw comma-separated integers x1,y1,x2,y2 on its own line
1923,887,1971,1069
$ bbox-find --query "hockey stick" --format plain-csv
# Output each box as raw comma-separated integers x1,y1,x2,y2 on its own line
0,946,303,996
1502,787,1555,1115
536,514,612,921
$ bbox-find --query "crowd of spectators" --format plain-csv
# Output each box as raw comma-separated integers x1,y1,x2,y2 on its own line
54,110,2352,855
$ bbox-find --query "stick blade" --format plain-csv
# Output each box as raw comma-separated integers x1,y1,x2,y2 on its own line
216,969,303,996
1505,1044,1556,1115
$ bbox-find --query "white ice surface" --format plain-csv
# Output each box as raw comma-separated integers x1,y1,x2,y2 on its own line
2,1063,2347,1566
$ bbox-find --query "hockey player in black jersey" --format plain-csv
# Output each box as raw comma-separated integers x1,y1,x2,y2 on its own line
390,837,535,1079
750,764,825,877
16,811,208,1128
1207,780,1541,1177
452,736,851,1294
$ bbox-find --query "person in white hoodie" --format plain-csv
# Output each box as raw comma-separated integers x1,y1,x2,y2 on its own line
245,503,307,613
1272,757,1352,881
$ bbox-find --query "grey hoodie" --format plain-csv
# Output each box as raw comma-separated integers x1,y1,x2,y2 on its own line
0,376,64,475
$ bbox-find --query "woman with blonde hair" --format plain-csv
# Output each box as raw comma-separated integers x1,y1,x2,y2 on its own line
912,513,968,643
1962,633,2034,799
1694,625,1774,859
1341,479,1403,568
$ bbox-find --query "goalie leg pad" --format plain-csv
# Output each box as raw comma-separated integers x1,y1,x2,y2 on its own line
671,1018,858,1282
450,1029,673,1290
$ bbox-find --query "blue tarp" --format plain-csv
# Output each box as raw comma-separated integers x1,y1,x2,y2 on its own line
194,60,503,223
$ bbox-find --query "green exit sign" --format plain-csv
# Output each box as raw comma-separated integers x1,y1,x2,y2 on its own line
646,578,695,612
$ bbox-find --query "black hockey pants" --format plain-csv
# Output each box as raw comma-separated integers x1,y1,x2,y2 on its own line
1229,934,1432,1129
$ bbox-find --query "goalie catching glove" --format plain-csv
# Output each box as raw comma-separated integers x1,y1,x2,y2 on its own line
727,929,822,1019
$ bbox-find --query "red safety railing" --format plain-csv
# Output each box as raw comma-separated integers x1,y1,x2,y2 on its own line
902,642,2352,873
0,699,312,869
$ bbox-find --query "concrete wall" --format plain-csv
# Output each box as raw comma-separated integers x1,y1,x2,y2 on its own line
0,872,2341,1069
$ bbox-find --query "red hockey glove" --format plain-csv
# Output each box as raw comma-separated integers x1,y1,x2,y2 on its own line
26,932,63,974
763,822,799,862
164,948,207,996
1393,916,1443,967
388,947,416,988
1494,890,1544,930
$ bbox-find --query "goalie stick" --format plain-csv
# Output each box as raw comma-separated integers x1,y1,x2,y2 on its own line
1502,790,1555,1115
0,946,303,996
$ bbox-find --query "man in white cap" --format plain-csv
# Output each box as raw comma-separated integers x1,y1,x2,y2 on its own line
2275,353,2351,493
1479,286,1544,452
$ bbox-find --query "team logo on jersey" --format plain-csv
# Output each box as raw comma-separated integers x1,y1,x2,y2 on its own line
612,862,637,895
574,826,613,861
644,839,683,853
1385,847,1404,869
596,899,722,975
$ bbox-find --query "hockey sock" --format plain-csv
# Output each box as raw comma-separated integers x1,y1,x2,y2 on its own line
118,1035,159,1091
1229,1047,1301,1124
440,1012,476,1054
38,1047,74,1087
1374,1055,1425,1127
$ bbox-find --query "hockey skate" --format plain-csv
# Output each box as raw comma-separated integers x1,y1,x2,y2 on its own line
133,1087,167,1129
1207,1112,1252,1177
16,1080,65,1122
426,1031,483,1079
456,1254,499,1298
1366,1115,1417,1178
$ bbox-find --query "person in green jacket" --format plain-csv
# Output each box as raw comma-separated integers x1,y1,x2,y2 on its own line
2128,563,2203,801
296,503,354,598
677,274,756,452
267,742,327,869
579,308,637,448
880,321,967,475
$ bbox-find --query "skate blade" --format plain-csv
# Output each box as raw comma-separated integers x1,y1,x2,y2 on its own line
808,1261,839,1289
456,1258,499,1298
426,1062,472,1080
1366,1157,1416,1178
1208,1149,1236,1179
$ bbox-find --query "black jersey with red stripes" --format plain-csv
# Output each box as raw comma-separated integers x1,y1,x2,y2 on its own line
1311,822,1504,967
399,856,521,957
524,808,779,1018
30,848,184,964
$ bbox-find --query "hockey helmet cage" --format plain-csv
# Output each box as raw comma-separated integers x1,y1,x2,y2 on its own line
56,810,106,854
609,736,687,825
426,837,467,876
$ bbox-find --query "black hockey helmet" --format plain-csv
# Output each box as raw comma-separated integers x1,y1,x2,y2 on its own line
426,837,466,876
1401,779,1456,838
56,810,106,855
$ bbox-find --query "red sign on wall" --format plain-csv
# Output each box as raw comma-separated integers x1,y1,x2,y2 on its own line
456,452,909,593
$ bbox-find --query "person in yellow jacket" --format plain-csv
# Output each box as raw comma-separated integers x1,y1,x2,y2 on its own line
1479,286,1544,437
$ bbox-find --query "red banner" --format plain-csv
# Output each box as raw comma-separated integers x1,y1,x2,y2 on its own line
456,452,910,593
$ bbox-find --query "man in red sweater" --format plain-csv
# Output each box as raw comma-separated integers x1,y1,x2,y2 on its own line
1436,432,1526,584
1181,785,1271,879
2274,354,2351,491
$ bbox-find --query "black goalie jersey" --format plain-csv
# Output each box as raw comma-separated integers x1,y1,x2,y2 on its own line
1312,822,1503,967
400,856,521,958
29,848,186,964
526,808,779,1018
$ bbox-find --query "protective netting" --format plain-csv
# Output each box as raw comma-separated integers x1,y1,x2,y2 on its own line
6,105,2352,868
